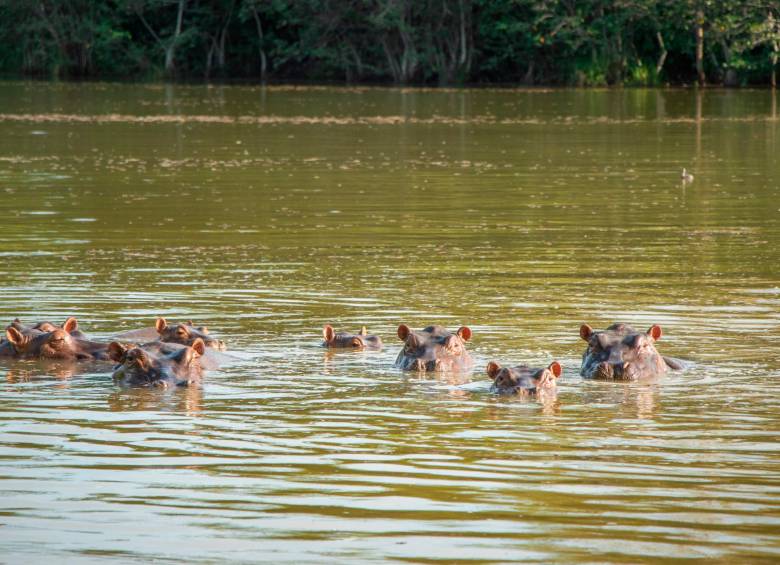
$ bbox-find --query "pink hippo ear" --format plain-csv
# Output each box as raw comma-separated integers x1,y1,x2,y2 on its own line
647,325,662,341
486,361,502,380
397,324,411,341
5,326,25,347
323,324,335,343
191,338,206,357
155,317,168,334
457,326,472,341
580,324,593,341
108,342,127,363
63,317,79,334
548,361,562,378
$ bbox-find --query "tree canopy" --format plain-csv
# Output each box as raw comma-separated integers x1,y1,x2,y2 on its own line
1,0,778,86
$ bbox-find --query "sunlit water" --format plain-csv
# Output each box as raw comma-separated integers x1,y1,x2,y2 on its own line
0,82,779,563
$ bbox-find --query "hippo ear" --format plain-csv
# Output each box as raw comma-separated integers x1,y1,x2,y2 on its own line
5,326,25,347
155,317,168,334
397,324,411,341
580,324,593,341
360,326,367,336
108,342,127,362
323,324,335,342
486,361,502,379
647,325,662,341
548,361,562,378
62,317,78,334
191,338,206,357
457,326,472,341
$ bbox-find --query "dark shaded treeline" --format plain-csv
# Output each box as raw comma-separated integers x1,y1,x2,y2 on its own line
1,0,778,86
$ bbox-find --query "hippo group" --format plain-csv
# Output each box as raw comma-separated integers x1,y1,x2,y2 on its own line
0,317,223,388
325,321,682,396
1,316,683,394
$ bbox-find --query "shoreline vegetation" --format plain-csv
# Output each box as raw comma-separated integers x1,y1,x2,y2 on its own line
1,1,778,88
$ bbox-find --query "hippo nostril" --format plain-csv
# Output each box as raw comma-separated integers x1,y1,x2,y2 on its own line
415,359,425,371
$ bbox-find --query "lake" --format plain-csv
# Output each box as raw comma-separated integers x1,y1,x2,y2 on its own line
0,82,779,563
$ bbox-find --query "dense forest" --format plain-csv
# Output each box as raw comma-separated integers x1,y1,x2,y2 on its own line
0,1,778,86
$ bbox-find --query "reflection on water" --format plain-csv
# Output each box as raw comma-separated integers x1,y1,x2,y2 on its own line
0,82,779,563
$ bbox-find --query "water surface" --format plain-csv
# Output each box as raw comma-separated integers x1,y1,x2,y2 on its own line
1,82,779,563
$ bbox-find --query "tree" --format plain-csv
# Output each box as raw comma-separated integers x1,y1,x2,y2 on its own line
126,0,189,75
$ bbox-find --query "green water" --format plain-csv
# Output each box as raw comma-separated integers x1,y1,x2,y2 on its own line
0,82,779,563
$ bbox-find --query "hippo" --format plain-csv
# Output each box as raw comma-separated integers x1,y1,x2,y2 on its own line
16,317,89,340
579,323,683,380
395,324,473,372
108,338,206,387
2,324,109,360
154,318,226,351
487,361,562,396
322,324,382,349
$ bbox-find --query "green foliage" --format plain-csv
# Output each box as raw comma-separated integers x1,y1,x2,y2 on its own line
0,0,777,85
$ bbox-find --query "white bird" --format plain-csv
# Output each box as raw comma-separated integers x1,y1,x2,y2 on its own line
681,168,694,183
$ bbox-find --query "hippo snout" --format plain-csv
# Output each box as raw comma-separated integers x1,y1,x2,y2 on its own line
596,362,614,378
595,361,634,379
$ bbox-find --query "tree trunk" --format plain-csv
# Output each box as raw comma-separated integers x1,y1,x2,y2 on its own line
205,41,215,78
655,32,667,76
250,5,267,82
381,37,402,82
164,0,186,75
695,9,705,85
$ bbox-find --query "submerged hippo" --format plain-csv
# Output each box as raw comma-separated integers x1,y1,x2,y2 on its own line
579,323,683,380
322,324,382,349
5,317,87,340
487,361,562,396
395,324,473,372
154,318,226,351
108,338,206,387
2,324,109,360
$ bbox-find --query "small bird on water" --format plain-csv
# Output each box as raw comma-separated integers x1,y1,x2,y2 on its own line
681,168,694,183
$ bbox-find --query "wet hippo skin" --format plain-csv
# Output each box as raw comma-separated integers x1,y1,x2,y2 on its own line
579,323,681,380
154,318,226,351
395,324,473,372
2,323,109,360
108,338,206,388
487,361,562,396
322,324,382,349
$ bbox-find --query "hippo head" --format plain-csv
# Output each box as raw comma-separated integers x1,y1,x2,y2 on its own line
579,323,667,380
322,325,382,349
8,316,79,336
155,318,226,351
487,361,561,395
108,338,205,387
4,324,85,360
395,324,473,372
